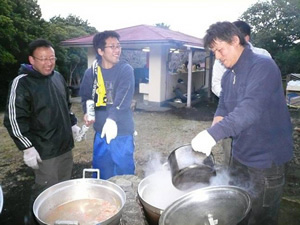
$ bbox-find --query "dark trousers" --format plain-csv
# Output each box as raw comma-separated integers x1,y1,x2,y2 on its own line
229,158,286,225
25,151,73,225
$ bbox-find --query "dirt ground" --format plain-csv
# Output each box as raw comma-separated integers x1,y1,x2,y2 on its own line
0,97,300,224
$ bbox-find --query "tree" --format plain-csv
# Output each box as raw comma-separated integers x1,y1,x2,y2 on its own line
44,15,97,85
155,22,170,29
240,0,300,75
0,0,17,65
0,1,98,108
0,0,46,109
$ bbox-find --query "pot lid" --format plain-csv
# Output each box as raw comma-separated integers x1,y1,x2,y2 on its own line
159,185,251,225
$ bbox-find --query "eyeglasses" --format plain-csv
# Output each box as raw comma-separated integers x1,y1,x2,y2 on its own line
33,56,57,63
104,45,122,50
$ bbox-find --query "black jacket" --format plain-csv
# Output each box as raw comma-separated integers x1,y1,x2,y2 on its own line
4,64,76,160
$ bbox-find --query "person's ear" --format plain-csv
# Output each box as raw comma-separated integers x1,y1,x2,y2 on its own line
98,48,104,56
232,35,240,46
28,56,34,65
245,35,250,42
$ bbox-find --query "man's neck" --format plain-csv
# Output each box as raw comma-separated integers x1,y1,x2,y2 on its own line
101,61,114,69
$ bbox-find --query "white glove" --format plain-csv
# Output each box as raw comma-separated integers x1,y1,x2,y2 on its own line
72,125,81,140
191,130,216,156
101,119,118,144
74,125,90,142
23,147,42,169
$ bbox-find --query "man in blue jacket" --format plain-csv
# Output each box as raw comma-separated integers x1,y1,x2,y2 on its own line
192,22,293,225
80,31,135,179
211,20,271,167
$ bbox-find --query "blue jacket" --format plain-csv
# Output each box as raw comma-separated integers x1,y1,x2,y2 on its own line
80,60,135,135
208,47,293,168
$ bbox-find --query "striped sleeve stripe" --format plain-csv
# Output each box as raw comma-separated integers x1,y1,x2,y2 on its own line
8,74,32,148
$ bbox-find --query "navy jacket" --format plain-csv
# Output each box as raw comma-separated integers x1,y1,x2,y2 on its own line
208,47,293,168
80,60,135,135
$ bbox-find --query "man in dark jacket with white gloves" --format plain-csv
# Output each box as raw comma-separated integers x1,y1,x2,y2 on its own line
191,22,293,225
4,39,80,224
80,31,135,179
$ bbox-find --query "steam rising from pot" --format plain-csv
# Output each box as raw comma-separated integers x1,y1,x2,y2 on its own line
142,150,254,195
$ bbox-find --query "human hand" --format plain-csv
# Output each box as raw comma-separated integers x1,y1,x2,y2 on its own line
211,116,223,127
74,125,90,142
23,147,42,169
101,119,118,144
83,114,95,126
191,130,216,156
72,125,81,140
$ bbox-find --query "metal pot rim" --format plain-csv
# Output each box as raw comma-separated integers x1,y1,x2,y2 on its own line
137,173,165,214
167,144,215,161
33,177,126,225
168,144,216,190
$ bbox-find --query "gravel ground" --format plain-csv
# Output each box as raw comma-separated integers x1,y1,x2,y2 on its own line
0,97,299,224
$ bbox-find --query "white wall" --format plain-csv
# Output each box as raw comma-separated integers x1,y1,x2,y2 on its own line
87,47,95,67
147,45,168,103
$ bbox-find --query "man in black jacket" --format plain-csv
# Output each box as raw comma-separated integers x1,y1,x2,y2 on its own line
4,39,80,224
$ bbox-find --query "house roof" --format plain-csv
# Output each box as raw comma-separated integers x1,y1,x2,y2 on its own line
61,24,204,49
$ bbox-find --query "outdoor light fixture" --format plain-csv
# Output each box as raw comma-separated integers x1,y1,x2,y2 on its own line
142,47,150,52
170,48,180,53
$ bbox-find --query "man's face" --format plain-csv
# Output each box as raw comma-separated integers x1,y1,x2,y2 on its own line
29,47,56,76
211,36,241,69
98,37,121,68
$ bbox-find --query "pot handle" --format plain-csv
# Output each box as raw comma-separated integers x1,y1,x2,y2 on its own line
83,168,100,179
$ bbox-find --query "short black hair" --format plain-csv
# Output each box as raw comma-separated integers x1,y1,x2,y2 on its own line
203,21,246,49
93,31,120,55
233,21,251,37
28,39,53,56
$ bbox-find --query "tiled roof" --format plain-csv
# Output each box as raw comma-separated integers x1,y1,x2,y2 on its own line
61,24,203,48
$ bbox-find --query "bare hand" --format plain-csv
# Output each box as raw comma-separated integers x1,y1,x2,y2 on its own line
83,114,95,126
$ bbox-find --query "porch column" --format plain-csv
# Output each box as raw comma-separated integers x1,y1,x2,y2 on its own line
147,45,168,103
187,47,193,108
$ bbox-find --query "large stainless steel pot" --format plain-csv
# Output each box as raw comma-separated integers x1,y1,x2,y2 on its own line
137,170,189,225
159,185,252,225
33,169,126,225
168,144,216,190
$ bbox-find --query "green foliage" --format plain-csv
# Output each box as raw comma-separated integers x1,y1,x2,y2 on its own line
44,15,97,85
0,1,97,109
0,0,47,109
0,1,17,65
240,0,300,75
155,22,170,29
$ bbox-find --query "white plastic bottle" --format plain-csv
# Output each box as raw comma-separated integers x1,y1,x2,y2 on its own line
86,99,95,121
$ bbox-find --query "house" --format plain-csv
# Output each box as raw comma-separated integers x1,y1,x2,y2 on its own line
61,24,212,107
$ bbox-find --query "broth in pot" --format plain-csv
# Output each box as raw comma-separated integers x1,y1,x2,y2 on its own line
44,198,118,225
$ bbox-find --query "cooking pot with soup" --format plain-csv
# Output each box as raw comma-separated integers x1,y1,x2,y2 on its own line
33,169,126,225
